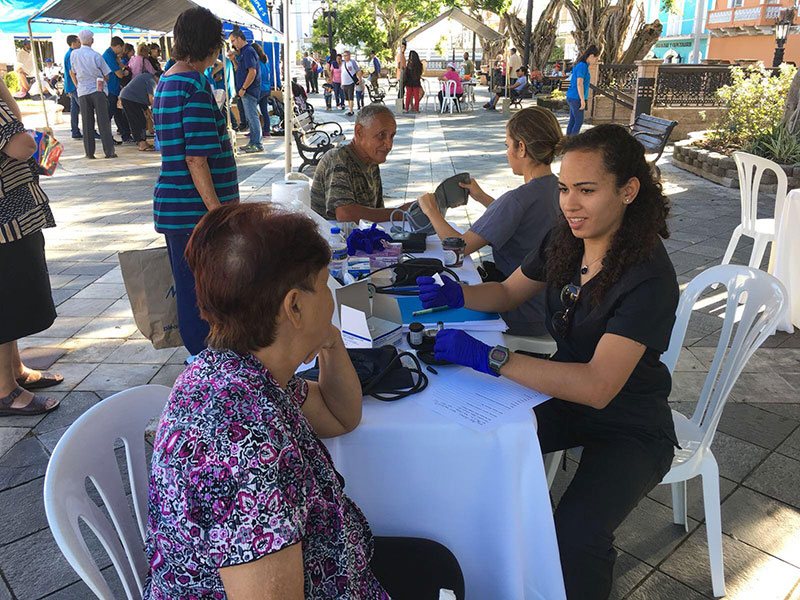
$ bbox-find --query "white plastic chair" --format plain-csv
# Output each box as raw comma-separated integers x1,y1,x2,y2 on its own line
440,80,460,115
44,385,172,600
720,152,788,272
503,332,558,356
421,78,433,112
543,265,787,598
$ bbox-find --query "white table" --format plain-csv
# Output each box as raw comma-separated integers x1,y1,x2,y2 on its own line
324,236,566,600
773,188,800,332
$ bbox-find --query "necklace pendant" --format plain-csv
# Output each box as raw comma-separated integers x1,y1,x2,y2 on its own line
580,265,588,275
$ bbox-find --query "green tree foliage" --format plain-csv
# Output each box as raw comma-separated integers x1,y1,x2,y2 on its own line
311,0,386,58
310,0,444,60
705,63,798,160
549,40,564,62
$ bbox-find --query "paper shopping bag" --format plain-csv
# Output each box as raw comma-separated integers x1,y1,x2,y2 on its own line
118,247,183,349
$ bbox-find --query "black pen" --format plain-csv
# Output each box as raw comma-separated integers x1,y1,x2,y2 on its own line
426,366,438,375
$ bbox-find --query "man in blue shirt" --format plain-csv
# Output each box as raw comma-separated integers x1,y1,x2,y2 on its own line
484,67,528,110
369,50,381,88
228,29,262,153
102,36,132,143
64,34,82,138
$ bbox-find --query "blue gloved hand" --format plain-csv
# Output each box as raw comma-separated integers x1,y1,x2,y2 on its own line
416,275,465,309
434,329,498,377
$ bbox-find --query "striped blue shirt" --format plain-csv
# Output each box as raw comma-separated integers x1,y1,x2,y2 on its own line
152,71,238,233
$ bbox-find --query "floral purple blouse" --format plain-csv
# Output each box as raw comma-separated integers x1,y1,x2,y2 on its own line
143,348,389,599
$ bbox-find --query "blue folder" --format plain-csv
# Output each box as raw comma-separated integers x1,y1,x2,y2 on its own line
395,296,501,326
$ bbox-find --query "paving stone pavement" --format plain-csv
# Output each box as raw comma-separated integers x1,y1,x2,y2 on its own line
0,84,798,599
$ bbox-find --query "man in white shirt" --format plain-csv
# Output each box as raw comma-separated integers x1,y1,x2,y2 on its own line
14,41,35,97
340,50,362,116
508,47,522,74
69,29,116,159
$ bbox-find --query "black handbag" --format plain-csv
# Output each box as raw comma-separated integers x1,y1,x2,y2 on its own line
299,346,428,401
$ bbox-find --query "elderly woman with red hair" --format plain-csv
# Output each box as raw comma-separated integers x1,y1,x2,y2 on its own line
144,203,464,600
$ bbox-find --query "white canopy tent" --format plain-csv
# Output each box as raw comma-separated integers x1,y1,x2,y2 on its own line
404,8,512,105
26,0,295,172
403,7,504,44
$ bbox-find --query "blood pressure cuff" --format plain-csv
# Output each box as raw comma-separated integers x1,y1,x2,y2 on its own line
434,172,470,209
391,172,471,235
299,346,428,401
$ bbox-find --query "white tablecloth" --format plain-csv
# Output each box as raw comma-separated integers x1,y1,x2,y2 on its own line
322,372,565,600
323,232,566,599
773,188,800,332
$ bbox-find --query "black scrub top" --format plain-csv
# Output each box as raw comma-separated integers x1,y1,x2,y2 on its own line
521,238,679,444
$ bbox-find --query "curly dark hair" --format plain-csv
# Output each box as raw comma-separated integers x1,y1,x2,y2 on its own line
172,7,223,64
545,124,670,305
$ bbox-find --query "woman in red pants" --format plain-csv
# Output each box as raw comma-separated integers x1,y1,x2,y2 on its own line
404,50,424,112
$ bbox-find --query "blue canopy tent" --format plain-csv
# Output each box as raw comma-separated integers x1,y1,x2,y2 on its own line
221,22,280,90
6,0,282,137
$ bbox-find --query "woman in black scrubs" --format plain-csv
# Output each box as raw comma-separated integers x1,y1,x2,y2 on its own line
417,124,679,600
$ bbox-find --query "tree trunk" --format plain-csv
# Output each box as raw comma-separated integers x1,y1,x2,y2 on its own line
563,0,611,56
501,12,526,53
618,19,662,64
530,0,562,71
603,0,636,62
783,67,800,134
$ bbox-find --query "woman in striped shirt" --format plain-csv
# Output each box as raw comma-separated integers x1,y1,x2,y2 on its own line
0,80,62,417
152,6,238,358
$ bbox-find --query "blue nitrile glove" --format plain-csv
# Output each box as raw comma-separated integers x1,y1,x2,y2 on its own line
434,329,498,377
416,275,465,309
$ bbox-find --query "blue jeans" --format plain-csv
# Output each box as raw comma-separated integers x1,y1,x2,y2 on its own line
566,97,585,136
68,90,80,136
108,93,131,141
332,82,343,107
240,93,262,147
258,92,273,135
165,232,209,356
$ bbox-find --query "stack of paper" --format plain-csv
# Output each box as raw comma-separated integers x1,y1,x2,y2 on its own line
394,296,507,332
413,365,550,433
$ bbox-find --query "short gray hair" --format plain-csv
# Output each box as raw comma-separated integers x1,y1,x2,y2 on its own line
355,104,395,129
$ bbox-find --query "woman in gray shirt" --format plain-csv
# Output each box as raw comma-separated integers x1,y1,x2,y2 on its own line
417,106,562,335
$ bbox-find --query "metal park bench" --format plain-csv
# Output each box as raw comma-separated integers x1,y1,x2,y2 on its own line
292,111,345,173
628,113,678,163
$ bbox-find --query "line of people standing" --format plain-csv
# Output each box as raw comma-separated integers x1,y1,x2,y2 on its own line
64,31,166,159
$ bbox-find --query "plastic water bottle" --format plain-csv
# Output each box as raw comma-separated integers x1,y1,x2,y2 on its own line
328,227,349,282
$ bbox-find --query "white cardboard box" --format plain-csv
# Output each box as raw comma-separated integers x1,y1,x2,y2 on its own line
332,279,403,349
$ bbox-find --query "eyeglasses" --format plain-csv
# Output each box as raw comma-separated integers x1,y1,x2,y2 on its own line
551,283,581,339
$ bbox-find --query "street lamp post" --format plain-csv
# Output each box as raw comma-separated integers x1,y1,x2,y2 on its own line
772,9,794,67
322,0,338,62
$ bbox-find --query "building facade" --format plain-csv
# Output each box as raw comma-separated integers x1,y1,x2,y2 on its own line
645,0,717,62
705,0,800,64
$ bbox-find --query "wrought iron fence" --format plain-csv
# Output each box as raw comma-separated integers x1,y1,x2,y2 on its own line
596,64,638,93
653,65,732,107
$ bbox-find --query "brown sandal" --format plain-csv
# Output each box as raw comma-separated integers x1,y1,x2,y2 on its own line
0,387,60,416
16,371,63,390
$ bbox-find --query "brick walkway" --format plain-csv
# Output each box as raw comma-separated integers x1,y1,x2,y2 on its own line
0,85,798,599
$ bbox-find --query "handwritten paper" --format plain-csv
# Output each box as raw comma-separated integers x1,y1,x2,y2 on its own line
414,366,551,433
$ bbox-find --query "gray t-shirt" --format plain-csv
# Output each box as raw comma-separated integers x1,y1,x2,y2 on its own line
119,73,157,105
470,174,559,336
